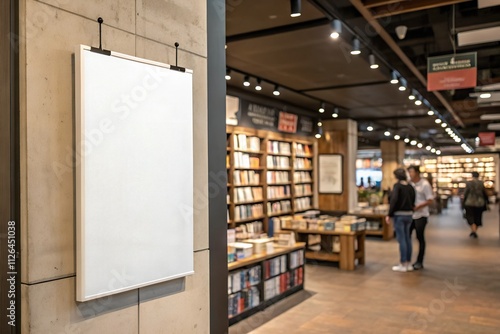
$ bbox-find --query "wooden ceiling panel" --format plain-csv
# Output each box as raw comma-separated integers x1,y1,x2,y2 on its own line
226,0,325,36
227,25,389,92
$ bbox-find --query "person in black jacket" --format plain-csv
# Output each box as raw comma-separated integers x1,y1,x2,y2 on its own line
385,168,416,272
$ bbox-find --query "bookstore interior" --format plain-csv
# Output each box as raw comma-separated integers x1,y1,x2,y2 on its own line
224,1,500,325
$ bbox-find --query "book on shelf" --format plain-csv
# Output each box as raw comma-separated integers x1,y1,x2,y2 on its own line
294,197,312,211
289,250,304,269
267,156,290,168
295,143,311,156
264,255,287,279
294,184,312,196
267,171,290,184
233,170,261,186
294,171,312,183
235,221,263,241
228,286,260,318
234,204,264,221
267,185,291,199
267,200,291,215
267,141,291,155
294,158,312,169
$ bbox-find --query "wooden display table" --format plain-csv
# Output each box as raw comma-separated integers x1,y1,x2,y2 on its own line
285,229,365,271
349,213,393,240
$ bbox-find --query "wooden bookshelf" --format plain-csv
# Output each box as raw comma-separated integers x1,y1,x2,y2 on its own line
226,125,315,230
228,243,306,324
349,213,393,240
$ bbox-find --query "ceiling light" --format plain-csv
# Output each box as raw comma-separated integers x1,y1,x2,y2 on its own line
415,99,422,106
315,133,321,139
480,93,492,99
390,71,398,84
367,125,373,131
431,148,436,153
426,145,432,151
332,107,339,118
351,38,361,55
384,130,391,136
330,20,342,39
435,119,442,124
243,75,250,87
225,68,231,80
255,78,262,91
369,54,379,69
417,143,423,148
319,102,325,113
454,138,461,143
410,140,417,146
317,121,322,127
404,138,410,143
398,79,407,91
441,123,447,128
395,25,408,40
290,0,301,17
480,114,500,120
273,85,280,96
436,150,441,155
427,110,434,116
487,123,500,130
408,91,416,100
394,134,401,140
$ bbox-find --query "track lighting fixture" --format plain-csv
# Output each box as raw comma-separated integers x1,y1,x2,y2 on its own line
426,145,432,151
417,143,423,148
415,99,422,106
435,119,442,124
384,130,391,136
394,134,401,140
350,38,361,55
408,90,416,100
410,140,417,146
431,148,436,153
290,0,301,17
319,102,325,113
390,71,398,84
436,150,441,155
441,123,447,128
332,107,339,118
255,78,262,91
273,85,280,96
367,125,373,131
369,54,379,69
427,110,434,116
225,68,231,81
330,20,342,39
404,138,410,143
243,75,250,87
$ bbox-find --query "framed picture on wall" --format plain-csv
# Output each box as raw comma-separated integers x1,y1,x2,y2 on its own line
318,154,343,194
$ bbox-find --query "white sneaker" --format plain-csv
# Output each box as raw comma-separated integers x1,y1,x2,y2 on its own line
406,265,414,272
392,264,408,272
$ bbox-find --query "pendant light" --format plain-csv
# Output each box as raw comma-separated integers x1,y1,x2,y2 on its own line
243,75,250,87
273,85,280,96
350,38,361,55
255,78,262,91
330,20,342,39
290,0,301,17
369,54,379,69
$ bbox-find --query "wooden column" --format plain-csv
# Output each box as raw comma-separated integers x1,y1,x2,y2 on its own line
380,140,405,192
318,119,358,213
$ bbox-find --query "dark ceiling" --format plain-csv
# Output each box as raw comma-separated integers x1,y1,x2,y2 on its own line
225,0,500,154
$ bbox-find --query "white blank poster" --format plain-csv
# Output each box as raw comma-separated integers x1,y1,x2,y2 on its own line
75,45,194,302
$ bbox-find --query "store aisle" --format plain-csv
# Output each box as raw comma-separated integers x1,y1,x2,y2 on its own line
230,197,500,334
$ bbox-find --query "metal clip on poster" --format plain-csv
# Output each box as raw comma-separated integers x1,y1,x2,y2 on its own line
90,17,111,56
170,42,186,72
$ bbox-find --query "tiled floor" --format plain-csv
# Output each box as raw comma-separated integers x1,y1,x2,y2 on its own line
230,197,500,334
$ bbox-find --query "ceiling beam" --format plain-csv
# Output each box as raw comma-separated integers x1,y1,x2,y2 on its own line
363,0,406,9
300,80,389,92
349,0,466,128
371,0,473,19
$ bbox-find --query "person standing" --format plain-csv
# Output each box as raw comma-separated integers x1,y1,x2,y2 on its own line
386,168,416,272
463,171,489,238
408,166,434,270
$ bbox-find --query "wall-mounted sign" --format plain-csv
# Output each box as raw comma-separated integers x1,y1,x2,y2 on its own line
478,132,496,146
319,154,343,194
238,100,315,136
427,52,477,91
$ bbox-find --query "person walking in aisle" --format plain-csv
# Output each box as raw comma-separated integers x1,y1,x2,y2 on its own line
386,168,416,272
463,171,489,238
408,166,434,270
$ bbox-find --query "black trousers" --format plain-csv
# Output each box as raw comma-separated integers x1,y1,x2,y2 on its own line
410,217,428,264
464,206,484,227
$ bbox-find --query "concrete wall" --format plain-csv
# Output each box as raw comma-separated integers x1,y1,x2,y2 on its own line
19,0,209,332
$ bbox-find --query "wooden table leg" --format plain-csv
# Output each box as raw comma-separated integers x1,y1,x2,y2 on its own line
358,233,365,265
340,234,355,270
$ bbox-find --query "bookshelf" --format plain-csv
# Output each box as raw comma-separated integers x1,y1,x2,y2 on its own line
436,155,498,197
227,243,306,324
226,126,316,232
